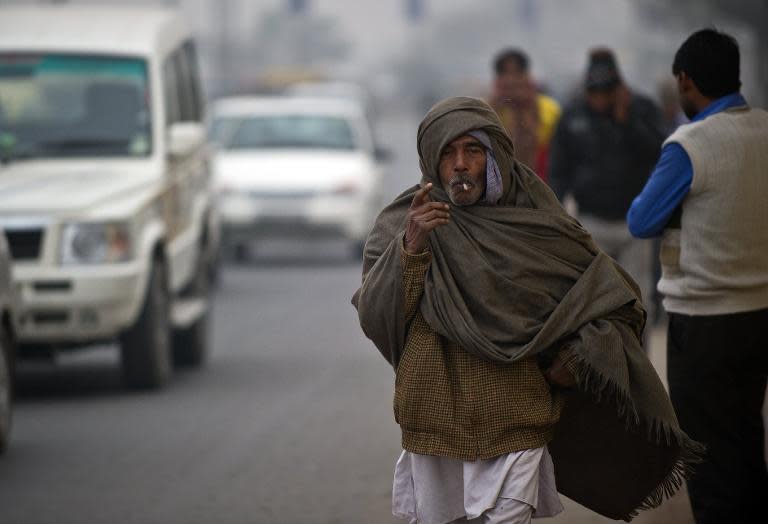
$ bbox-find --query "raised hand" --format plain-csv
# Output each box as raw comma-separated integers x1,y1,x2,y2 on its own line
403,183,450,254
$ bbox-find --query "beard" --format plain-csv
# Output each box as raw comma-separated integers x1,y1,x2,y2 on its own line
446,174,483,206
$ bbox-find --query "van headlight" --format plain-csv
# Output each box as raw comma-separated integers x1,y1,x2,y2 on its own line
60,223,133,265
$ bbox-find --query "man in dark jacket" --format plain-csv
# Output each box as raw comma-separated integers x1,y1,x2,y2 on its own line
549,48,664,332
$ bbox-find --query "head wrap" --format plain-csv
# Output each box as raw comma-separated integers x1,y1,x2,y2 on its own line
467,130,503,204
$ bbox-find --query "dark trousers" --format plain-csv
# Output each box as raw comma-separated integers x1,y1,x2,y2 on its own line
667,308,768,524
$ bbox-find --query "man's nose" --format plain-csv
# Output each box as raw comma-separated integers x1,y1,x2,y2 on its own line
453,150,468,171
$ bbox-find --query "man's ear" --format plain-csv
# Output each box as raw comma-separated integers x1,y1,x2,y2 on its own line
677,72,695,95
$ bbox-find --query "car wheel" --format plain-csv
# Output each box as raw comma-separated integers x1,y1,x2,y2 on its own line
120,259,172,390
173,247,210,368
0,326,14,454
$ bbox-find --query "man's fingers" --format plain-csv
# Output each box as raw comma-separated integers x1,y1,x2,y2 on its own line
406,183,450,250
414,201,450,215
420,209,450,222
411,183,433,208
420,216,450,232
426,201,450,211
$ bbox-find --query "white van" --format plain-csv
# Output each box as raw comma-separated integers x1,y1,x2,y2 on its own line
0,5,219,389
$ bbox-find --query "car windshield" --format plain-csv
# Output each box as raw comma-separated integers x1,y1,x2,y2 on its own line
0,54,152,160
211,114,356,151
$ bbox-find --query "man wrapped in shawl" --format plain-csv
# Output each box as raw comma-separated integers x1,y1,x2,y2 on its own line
352,97,701,523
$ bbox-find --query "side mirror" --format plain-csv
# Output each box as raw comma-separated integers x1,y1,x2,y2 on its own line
167,122,206,159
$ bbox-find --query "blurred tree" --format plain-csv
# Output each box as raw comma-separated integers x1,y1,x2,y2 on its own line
636,0,768,105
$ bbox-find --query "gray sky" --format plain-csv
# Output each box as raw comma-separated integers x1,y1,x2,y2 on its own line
2,0,760,103
177,0,757,101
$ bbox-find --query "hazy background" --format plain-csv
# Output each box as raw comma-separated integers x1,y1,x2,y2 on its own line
5,0,764,112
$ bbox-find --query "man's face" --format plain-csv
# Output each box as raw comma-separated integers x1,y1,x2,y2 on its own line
438,135,487,207
494,62,534,105
586,88,616,114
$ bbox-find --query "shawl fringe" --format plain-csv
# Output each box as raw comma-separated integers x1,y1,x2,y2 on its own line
625,436,704,521
571,353,705,521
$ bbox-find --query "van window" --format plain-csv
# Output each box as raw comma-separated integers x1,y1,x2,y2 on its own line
163,41,204,125
182,41,204,121
0,53,152,159
162,56,181,126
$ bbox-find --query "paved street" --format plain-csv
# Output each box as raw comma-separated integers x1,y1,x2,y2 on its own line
0,112,698,524
0,252,401,524
0,249,696,524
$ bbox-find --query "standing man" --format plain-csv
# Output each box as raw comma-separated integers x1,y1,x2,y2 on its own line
490,48,561,182
628,29,768,524
354,96,700,523
549,48,664,330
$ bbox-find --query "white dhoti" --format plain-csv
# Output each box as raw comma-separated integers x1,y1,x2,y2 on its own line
392,445,563,524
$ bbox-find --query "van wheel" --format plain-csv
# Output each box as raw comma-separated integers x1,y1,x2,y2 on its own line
0,326,14,454
173,249,210,368
120,260,172,390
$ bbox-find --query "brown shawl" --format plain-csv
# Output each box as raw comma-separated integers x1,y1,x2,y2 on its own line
352,96,701,521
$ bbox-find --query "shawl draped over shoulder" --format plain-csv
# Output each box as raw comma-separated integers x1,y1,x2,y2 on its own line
352,97,701,521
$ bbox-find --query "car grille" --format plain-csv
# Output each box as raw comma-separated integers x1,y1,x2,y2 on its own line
5,229,44,260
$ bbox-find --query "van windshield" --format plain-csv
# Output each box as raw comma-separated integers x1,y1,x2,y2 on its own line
211,115,356,151
0,54,152,160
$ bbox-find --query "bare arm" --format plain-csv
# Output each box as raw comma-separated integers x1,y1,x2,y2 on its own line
403,183,450,254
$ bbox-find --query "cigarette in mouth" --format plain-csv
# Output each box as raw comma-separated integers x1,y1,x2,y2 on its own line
462,183,469,191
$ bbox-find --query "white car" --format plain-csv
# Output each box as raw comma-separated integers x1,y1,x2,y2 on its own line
0,5,218,389
209,96,385,258
0,232,17,454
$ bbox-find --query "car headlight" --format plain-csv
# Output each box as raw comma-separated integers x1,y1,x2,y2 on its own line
60,223,132,265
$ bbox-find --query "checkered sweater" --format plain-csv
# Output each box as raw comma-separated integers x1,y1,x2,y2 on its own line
395,247,572,460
